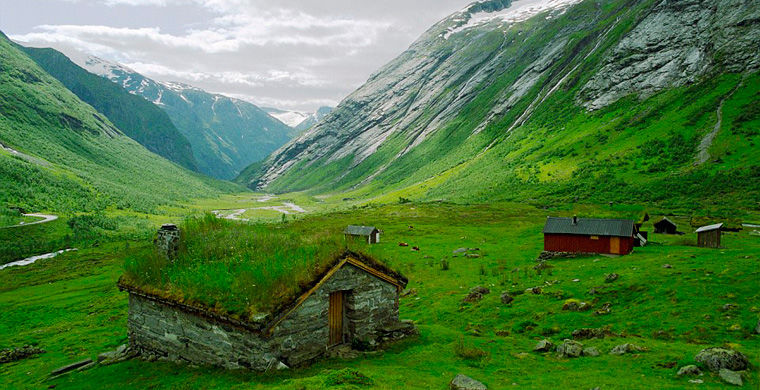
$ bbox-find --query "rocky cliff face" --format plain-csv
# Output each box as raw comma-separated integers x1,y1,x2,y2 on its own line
243,0,759,193
580,0,760,110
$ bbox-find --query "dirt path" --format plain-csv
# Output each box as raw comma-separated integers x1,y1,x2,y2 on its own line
0,248,77,270
1,213,58,229
212,198,306,221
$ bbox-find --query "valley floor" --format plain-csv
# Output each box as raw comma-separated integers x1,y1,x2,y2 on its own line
1,199,759,389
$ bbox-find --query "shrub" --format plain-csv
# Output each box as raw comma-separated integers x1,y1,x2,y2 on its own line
454,337,489,360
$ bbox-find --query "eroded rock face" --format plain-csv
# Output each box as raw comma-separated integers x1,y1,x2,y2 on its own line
695,347,749,372
580,0,760,110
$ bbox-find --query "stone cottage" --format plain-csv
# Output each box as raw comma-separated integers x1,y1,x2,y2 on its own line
118,249,415,370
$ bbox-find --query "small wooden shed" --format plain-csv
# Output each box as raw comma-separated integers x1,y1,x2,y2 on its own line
654,217,678,234
696,223,723,248
344,225,380,244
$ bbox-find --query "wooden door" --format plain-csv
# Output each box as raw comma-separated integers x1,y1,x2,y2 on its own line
610,237,621,254
328,291,344,346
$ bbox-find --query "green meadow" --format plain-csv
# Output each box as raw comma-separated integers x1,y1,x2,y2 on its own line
1,199,758,389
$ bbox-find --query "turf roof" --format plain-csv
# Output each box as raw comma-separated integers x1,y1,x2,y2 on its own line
120,214,404,322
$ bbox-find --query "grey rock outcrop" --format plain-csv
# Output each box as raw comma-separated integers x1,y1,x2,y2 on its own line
450,374,487,390
609,343,647,355
580,0,760,110
677,365,702,376
695,347,749,372
534,339,554,352
557,339,584,358
582,347,600,357
719,369,743,386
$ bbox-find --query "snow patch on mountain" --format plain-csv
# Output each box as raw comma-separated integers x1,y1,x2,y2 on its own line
444,0,582,39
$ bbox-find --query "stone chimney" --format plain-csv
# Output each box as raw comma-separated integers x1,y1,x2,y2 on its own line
572,215,578,225
154,224,180,260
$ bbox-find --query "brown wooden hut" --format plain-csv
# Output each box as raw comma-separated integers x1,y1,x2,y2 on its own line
654,217,678,234
696,223,723,248
344,225,380,244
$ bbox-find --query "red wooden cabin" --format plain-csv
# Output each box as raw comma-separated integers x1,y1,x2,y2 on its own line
543,216,635,255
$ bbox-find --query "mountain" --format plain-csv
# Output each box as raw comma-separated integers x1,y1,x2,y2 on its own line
294,106,334,133
81,57,293,179
0,32,238,214
240,0,760,208
15,44,199,171
263,106,333,134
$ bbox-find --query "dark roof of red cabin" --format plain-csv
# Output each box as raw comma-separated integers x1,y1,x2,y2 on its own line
543,217,634,237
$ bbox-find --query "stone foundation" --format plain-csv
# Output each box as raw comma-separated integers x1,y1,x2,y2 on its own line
126,263,411,370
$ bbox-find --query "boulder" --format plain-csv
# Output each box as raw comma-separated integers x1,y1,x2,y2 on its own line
572,327,611,340
609,343,647,355
470,286,490,295
594,303,612,316
500,292,514,304
533,339,554,352
450,374,487,390
695,347,749,372
463,292,484,303
677,365,702,376
562,300,591,312
582,347,600,357
556,339,583,358
754,319,760,335
604,273,619,283
662,264,673,269
719,369,743,386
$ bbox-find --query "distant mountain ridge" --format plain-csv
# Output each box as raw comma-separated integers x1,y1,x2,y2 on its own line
263,106,333,134
16,44,199,172
80,57,293,180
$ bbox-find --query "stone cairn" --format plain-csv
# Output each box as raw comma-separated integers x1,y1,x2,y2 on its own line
154,224,180,260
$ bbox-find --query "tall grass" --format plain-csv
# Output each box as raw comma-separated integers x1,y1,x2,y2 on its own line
123,214,362,319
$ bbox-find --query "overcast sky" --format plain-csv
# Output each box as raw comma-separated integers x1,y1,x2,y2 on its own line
0,0,472,112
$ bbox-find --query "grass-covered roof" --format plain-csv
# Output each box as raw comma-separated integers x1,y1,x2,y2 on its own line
120,214,404,322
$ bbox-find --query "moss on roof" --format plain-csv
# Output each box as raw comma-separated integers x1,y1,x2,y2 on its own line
120,214,404,322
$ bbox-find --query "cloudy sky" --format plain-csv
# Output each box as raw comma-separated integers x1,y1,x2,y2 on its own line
0,0,472,112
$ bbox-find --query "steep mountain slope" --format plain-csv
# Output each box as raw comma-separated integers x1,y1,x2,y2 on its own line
16,44,199,171
241,0,760,208
0,33,238,214
81,57,292,179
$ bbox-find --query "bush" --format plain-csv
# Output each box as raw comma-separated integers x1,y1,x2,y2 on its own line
453,337,489,360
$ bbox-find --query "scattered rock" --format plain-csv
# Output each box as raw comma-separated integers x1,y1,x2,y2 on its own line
588,287,598,295
663,264,673,269
97,344,134,366
572,327,612,340
465,253,480,258
534,261,553,271
556,339,583,358
0,345,45,364
401,288,418,298
594,303,612,316
453,248,467,254
562,300,591,312
755,319,760,334
582,347,600,357
688,379,703,384
500,292,514,304
695,347,749,372
677,365,702,376
609,343,647,355
398,242,409,247
604,273,620,283
495,330,510,337
50,359,93,377
529,287,542,295
470,286,490,295
463,292,484,303
450,374,487,390
722,303,738,311
719,369,743,386
533,339,554,352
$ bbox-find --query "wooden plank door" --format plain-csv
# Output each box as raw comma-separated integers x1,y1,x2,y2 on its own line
328,291,344,346
610,237,621,254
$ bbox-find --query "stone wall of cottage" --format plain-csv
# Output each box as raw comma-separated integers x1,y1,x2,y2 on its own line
126,263,401,370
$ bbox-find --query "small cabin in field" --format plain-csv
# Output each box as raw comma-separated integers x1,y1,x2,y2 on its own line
543,216,635,255
344,225,380,244
696,223,723,248
654,217,678,235
118,226,414,371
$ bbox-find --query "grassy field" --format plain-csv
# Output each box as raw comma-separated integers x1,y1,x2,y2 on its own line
1,200,758,389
